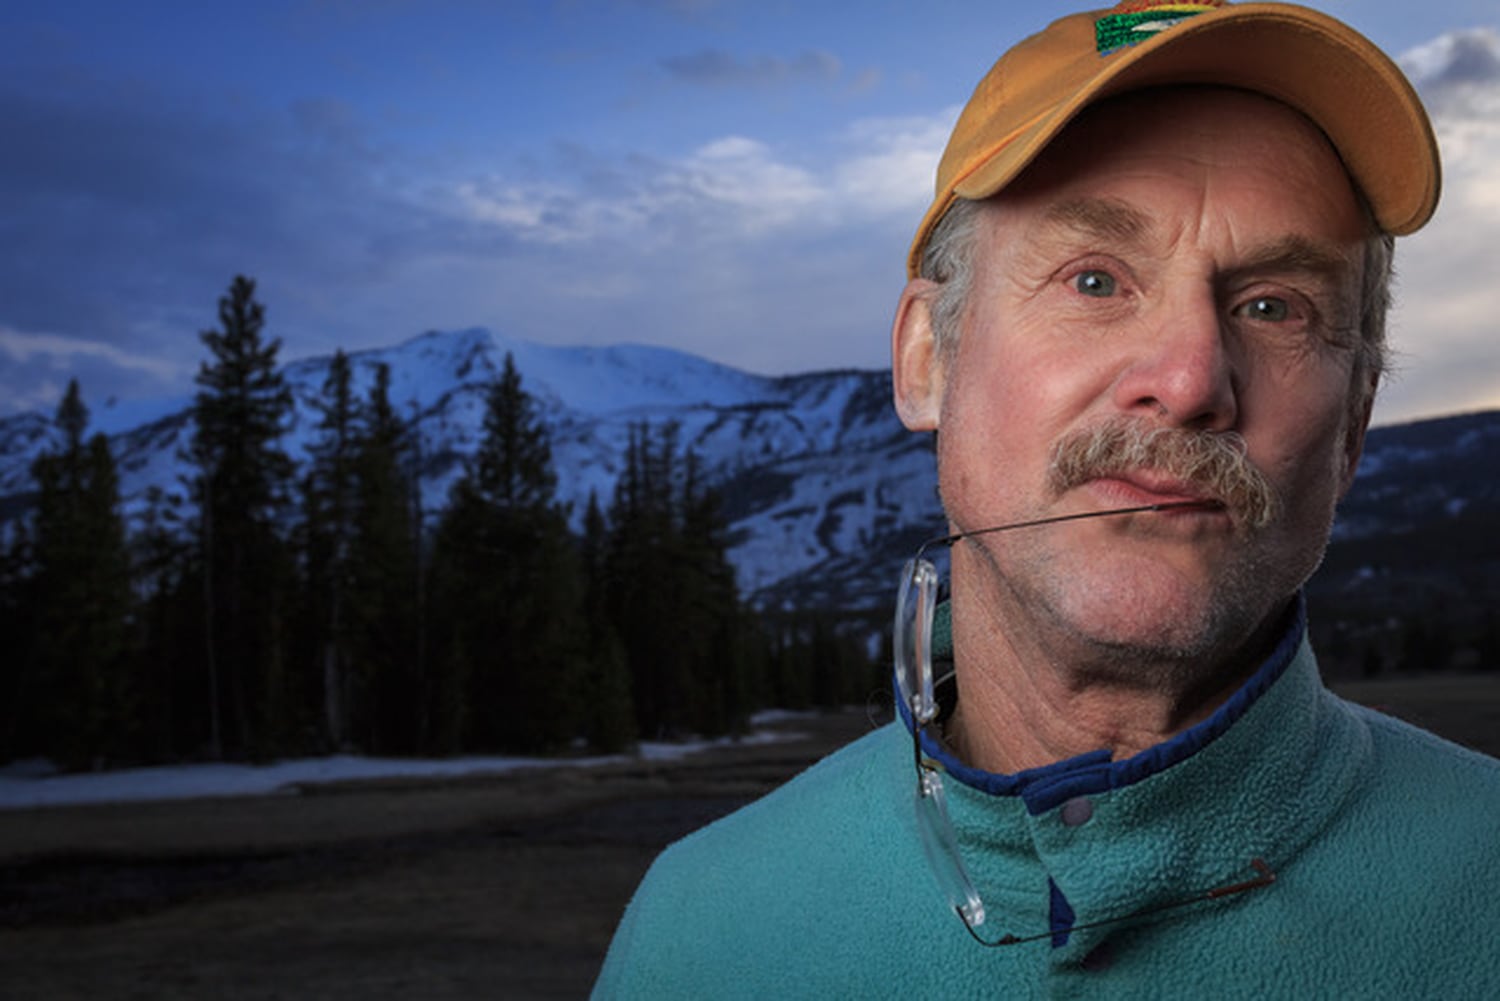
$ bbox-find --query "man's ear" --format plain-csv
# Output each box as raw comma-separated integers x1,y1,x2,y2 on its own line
892,279,945,432
1338,372,1378,497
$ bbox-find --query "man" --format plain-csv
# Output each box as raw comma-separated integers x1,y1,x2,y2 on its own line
594,3,1500,996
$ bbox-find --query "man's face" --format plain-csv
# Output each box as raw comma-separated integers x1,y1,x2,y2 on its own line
894,88,1374,672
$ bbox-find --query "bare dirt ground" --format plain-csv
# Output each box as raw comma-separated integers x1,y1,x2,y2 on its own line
2,677,1497,1001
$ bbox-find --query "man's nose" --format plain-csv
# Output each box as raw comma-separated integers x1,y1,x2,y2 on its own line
1110,289,1238,431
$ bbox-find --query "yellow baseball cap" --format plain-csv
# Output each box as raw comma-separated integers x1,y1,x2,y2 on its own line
908,1,1441,278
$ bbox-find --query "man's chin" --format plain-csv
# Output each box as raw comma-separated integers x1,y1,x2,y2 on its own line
1038,567,1257,668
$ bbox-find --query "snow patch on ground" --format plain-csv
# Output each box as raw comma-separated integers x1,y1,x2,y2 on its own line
0,712,820,811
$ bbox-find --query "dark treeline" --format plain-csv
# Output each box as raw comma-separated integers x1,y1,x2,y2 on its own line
0,276,880,771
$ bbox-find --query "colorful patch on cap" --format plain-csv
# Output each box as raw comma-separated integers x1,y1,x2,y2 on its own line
1095,1,1225,55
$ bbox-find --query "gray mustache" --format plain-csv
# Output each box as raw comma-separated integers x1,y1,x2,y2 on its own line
1048,420,1280,529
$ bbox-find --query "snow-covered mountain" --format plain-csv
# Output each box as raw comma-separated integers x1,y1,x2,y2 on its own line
0,328,940,610
2,327,1498,614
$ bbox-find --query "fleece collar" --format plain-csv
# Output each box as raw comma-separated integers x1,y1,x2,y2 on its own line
897,595,1372,954
919,597,1305,814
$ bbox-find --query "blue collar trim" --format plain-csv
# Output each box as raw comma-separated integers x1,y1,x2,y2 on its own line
904,595,1307,815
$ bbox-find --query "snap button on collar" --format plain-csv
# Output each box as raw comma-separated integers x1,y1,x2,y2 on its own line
1060,796,1094,827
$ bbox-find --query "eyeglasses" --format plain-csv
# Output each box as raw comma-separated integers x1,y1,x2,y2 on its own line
894,503,1277,946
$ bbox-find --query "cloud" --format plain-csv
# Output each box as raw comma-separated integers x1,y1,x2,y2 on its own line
1401,27,1500,90
660,48,842,88
411,110,954,376
671,137,825,229
446,115,934,251
1377,27,1500,425
0,326,187,417
831,112,956,219
0,327,181,380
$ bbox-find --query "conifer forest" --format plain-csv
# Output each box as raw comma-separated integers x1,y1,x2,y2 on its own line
0,276,880,771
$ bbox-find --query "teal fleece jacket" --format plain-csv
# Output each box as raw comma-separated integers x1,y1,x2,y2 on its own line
594,607,1500,998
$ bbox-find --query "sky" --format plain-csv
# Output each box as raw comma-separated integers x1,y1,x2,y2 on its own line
1,0,1497,429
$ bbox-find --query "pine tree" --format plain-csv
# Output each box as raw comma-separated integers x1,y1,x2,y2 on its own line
0,518,32,762
301,349,359,749
346,363,424,753
473,352,557,510
766,619,814,711
188,275,295,760
429,352,585,753
20,380,135,768
604,422,751,739
129,485,197,760
605,422,680,737
676,449,751,735
579,491,636,752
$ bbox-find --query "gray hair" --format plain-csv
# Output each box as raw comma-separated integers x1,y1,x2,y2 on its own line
918,198,984,362
1357,230,1394,391
919,197,1395,404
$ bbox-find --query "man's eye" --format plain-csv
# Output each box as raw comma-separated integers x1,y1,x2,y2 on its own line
1073,270,1116,297
1240,296,1290,322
